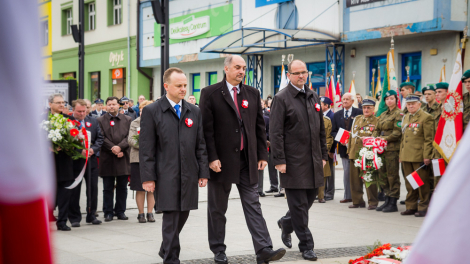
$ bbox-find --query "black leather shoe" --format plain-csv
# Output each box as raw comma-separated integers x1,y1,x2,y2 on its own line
400,200,406,205
104,214,113,222
147,213,155,222
256,247,286,264
71,222,80,228
57,225,71,231
138,213,146,223
302,249,318,261
90,218,102,225
277,219,292,248
376,196,390,211
383,198,398,213
117,213,128,220
324,196,333,201
274,193,285,198
259,192,266,197
214,251,228,264
86,213,102,224
265,188,278,193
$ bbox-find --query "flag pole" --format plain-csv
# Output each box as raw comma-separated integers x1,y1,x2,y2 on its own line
461,26,467,69
371,68,376,96
405,65,410,82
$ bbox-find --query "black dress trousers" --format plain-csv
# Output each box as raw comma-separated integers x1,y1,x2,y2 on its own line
207,150,272,254
161,211,190,264
56,180,74,228
280,188,317,252
267,152,279,190
102,175,128,216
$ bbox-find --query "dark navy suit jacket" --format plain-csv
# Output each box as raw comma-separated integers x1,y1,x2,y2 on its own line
330,107,363,158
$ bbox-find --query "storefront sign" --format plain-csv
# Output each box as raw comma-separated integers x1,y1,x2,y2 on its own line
109,51,124,67
112,68,123,79
170,15,210,40
346,0,385,7
255,0,291,8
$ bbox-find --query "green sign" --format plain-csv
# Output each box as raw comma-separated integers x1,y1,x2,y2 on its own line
154,4,233,46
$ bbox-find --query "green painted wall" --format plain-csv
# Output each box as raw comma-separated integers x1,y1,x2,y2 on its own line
52,37,151,101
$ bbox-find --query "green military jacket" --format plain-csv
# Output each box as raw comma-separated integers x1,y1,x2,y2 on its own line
323,116,333,177
463,93,470,131
399,109,434,162
347,115,378,159
421,101,442,158
372,107,402,151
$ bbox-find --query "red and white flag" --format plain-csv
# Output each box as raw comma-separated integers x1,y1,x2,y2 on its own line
334,76,343,111
326,75,336,106
433,50,464,162
406,171,424,190
335,128,350,144
432,159,446,176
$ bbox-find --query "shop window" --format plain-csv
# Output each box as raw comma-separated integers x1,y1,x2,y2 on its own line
61,72,76,79
90,72,100,101
369,55,387,96
85,2,96,31
402,52,422,91
62,8,73,36
208,72,218,85
192,73,201,104
307,62,326,95
41,20,48,46
112,68,126,98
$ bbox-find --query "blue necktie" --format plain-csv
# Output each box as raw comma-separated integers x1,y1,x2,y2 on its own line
174,104,181,119
345,109,349,119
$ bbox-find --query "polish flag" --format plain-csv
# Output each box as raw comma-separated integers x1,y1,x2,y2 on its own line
432,159,446,176
0,2,54,263
406,171,424,190
326,75,336,106
334,76,343,111
335,128,350,144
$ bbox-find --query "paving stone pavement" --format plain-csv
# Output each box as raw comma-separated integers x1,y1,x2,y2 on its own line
54,164,422,264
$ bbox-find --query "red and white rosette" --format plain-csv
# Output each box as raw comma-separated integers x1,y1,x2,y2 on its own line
66,128,90,189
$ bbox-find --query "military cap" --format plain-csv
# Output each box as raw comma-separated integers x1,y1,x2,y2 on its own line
462,69,470,80
94,98,104,104
375,90,382,100
422,86,436,93
362,99,376,106
405,94,421,102
383,90,397,99
320,96,332,105
400,82,415,88
435,82,449,90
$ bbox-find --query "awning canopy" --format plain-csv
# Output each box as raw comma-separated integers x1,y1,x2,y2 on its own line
200,27,339,54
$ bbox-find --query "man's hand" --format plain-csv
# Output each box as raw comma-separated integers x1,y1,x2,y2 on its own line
209,160,222,172
88,148,94,157
199,178,208,187
258,160,268,170
111,146,121,155
117,152,124,158
275,164,286,174
322,160,327,168
424,159,431,166
81,149,87,157
328,152,334,159
142,181,155,192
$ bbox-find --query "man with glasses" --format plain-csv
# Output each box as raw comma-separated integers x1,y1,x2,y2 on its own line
119,96,137,120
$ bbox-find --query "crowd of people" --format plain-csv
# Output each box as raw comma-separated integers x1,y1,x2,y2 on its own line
48,55,470,264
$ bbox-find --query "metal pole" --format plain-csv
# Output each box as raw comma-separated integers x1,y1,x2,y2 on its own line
127,0,131,98
239,0,242,29
160,0,170,96
78,0,85,99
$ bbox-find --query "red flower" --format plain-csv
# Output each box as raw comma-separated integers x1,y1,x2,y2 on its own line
70,128,79,137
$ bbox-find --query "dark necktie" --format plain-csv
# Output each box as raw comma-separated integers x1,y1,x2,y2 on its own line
345,109,349,119
232,87,243,150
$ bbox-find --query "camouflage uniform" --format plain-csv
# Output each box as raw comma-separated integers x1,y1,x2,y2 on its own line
348,115,379,206
372,107,402,199
463,93,470,131
318,116,333,200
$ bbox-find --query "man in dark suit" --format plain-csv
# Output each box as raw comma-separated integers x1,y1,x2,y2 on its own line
271,60,328,261
48,93,75,231
321,97,335,200
330,93,363,203
140,67,209,264
68,99,103,226
119,96,137,120
91,98,107,117
200,55,286,264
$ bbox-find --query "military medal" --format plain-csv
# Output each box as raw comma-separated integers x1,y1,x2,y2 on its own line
110,121,115,126
241,100,248,108
86,122,91,127
185,118,193,127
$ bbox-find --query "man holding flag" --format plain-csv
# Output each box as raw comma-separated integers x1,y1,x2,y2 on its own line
400,95,435,217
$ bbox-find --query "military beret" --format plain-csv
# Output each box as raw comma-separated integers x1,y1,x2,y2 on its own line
405,94,421,102
400,82,415,88
383,90,397,98
462,69,470,80
375,90,382,100
320,96,332,105
422,86,435,93
362,99,376,106
94,98,104,104
435,82,449,90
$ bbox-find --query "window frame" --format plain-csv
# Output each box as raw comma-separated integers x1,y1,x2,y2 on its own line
66,9,73,35
114,0,122,25
401,52,422,92
369,55,387,96
41,20,49,46
88,2,96,31
90,71,101,101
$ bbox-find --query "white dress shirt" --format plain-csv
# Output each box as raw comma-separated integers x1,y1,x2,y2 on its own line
166,96,182,112
226,81,240,102
323,108,331,117
290,82,305,93
343,107,352,119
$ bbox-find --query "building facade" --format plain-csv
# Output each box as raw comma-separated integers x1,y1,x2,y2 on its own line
139,0,469,100
52,0,152,101
39,0,52,80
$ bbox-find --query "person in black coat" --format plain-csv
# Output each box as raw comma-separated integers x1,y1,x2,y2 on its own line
200,55,286,264
119,96,137,120
68,99,103,226
91,98,107,117
330,93,363,203
320,96,336,200
140,68,209,264
48,94,75,231
270,60,328,261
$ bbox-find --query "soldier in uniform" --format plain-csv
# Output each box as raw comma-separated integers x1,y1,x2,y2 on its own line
400,95,434,217
317,115,333,203
373,90,402,213
461,70,470,131
400,82,415,113
347,99,379,210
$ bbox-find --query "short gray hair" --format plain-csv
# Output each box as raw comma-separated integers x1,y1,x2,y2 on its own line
48,93,64,103
342,93,355,101
224,55,234,67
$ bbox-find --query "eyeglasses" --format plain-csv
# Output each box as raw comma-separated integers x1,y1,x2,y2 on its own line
289,71,308,76
52,101,66,105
